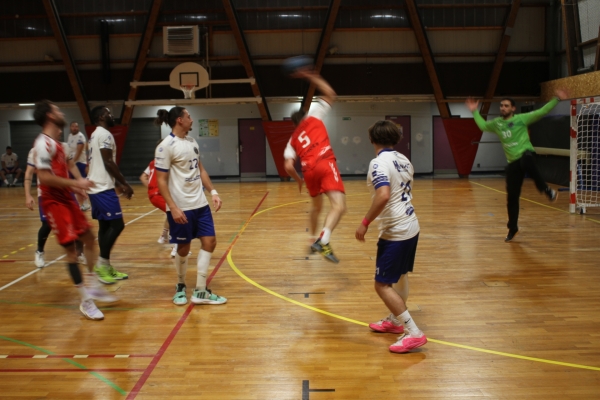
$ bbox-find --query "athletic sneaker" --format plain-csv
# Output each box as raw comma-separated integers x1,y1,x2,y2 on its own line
80,204,91,211
34,251,45,268
191,288,227,305
318,242,339,264
86,286,118,303
93,265,116,284
108,265,128,280
157,235,167,244
389,333,427,354
369,314,405,334
79,299,104,321
170,247,192,258
546,187,558,203
310,239,323,253
505,229,519,243
173,284,187,306
77,253,87,265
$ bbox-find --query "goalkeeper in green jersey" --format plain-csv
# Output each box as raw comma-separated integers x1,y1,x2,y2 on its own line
466,88,568,242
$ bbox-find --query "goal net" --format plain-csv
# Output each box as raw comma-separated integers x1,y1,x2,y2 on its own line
570,98,600,213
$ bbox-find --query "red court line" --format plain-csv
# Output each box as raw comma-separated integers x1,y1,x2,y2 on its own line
0,260,16,263
0,369,146,373
1,355,153,359
126,191,270,400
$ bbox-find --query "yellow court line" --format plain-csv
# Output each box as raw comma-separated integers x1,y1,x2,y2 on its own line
226,196,600,373
470,181,600,224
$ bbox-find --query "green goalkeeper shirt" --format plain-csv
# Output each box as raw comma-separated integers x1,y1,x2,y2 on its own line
473,97,559,163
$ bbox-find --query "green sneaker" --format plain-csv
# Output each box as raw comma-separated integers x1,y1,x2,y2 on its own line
173,284,187,306
108,265,128,280
191,288,227,305
93,265,116,284
319,243,340,264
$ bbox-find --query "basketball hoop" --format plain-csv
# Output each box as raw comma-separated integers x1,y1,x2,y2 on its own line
180,84,196,99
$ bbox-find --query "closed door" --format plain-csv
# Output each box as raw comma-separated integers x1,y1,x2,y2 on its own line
239,119,266,176
433,116,457,173
385,115,411,161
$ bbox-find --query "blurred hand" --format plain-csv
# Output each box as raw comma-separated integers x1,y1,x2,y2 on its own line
555,88,569,100
171,206,188,224
297,178,304,193
465,97,480,113
355,224,368,242
25,195,35,210
212,194,222,212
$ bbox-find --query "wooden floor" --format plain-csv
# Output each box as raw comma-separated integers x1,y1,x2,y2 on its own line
0,178,599,399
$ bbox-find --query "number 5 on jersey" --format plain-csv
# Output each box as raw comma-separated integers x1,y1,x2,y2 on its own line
298,131,311,148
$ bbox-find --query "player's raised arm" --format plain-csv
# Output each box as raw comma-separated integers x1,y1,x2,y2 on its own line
295,69,336,105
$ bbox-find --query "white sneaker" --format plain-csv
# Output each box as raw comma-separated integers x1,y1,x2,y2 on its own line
170,247,192,257
79,299,104,320
158,235,167,244
34,251,45,268
86,286,118,303
77,253,87,265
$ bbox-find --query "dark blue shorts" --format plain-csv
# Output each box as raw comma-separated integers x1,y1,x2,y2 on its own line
375,234,419,284
76,162,87,178
167,206,215,244
88,189,123,220
38,200,46,222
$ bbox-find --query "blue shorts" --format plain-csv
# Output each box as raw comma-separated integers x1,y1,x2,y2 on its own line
167,206,215,244
375,234,419,284
88,189,123,220
76,162,87,178
38,200,46,222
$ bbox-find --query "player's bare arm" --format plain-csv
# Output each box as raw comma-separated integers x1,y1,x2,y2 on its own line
156,170,187,224
465,97,480,112
284,158,304,193
24,164,36,210
198,160,222,212
294,70,336,105
355,185,391,242
37,168,94,191
67,158,89,198
99,148,133,199
139,172,149,187
73,143,84,163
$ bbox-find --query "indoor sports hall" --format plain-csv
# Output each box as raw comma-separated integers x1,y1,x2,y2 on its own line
1,1,599,399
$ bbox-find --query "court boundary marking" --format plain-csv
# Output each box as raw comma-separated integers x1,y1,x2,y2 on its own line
226,187,600,373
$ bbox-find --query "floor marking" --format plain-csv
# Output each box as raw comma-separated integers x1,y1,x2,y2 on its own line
0,208,159,292
0,354,153,359
302,380,335,400
0,336,127,395
289,292,325,298
469,181,600,224
226,196,600,373
0,368,145,373
126,192,269,400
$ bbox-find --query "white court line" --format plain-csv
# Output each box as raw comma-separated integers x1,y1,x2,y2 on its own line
0,208,159,292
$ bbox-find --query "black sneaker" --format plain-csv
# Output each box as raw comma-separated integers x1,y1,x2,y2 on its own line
319,242,340,264
546,188,558,203
310,239,323,253
505,229,519,243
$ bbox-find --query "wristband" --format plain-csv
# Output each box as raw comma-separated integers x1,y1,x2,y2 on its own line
210,189,218,196
361,218,370,227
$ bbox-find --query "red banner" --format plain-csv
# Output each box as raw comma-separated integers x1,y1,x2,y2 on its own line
262,120,296,177
84,124,129,165
442,118,483,177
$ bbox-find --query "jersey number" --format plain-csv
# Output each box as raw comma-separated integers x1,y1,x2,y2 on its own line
188,158,198,170
502,130,512,139
298,131,311,148
400,180,412,202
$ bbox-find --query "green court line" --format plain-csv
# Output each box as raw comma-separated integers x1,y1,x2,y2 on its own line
0,335,127,395
0,299,185,313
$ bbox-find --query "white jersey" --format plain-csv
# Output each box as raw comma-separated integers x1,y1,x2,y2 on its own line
67,131,87,164
87,126,116,194
367,149,419,241
1,153,18,168
154,133,207,212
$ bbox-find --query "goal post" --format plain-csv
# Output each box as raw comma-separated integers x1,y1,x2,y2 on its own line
570,98,600,214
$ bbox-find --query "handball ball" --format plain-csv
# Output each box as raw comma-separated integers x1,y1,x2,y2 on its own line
281,55,313,76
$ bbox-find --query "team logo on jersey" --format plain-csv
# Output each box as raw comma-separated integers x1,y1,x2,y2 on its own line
508,122,514,128
158,147,163,152
373,164,378,169
194,147,199,155
107,212,111,216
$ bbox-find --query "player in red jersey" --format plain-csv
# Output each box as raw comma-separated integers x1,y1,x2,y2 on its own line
32,100,117,320
284,69,346,263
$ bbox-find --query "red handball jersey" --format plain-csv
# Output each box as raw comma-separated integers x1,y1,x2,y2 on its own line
285,99,335,172
33,134,73,203
146,160,160,197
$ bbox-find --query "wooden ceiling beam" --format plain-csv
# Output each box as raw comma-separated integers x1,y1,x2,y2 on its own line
221,0,271,121
301,0,341,112
561,0,582,76
120,0,163,127
480,0,521,118
404,0,451,118
41,0,91,125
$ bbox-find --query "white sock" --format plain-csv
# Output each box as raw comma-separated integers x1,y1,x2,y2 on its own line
393,274,409,305
320,227,332,245
13,178,17,184
398,310,422,337
3,180,8,185
196,250,212,291
162,228,169,238
83,272,99,288
76,284,91,301
98,257,110,267
175,253,188,284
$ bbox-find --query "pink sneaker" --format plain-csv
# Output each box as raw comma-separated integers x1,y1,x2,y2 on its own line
389,333,427,353
369,314,404,334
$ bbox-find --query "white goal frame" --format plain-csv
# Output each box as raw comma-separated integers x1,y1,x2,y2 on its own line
570,97,600,214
